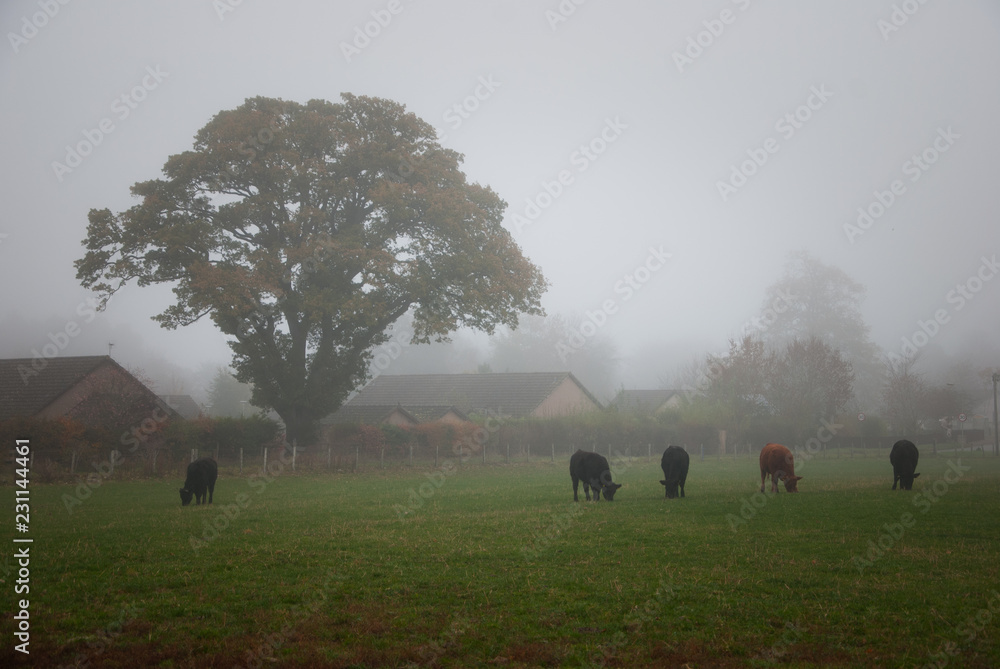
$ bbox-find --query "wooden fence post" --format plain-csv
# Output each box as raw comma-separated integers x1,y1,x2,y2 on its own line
70,451,76,475
409,443,413,466
355,445,360,471
435,443,439,468
263,447,268,472
292,446,297,471
239,448,243,475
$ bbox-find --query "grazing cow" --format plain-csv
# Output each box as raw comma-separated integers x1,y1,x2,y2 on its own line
180,457,218,506
659,445,690,499
570,450,622,501
759,443,802,493
890,439,920,490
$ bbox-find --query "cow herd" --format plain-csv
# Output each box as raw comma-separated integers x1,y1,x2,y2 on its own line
568,439,922,502
176,440,922,507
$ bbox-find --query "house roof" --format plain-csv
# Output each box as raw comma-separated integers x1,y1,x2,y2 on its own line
344,372,601,418
613,389,680,413
0,355,176,421
321,404,417,426
323,403,471,426
158,394,203,420
0,355,111,420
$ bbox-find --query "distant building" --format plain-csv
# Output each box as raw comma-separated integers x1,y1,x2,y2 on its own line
323,403,470,428
327,372,602,424
158,394,204,420
0,355,177,424
611,389,682,415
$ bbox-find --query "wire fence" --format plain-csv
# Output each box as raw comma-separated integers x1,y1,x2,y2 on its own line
9,433,995,485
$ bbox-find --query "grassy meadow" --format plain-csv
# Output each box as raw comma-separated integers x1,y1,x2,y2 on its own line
3,447,1000,668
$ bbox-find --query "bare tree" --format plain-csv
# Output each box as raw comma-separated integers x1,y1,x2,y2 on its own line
882,356,926,435
770,337,855,439
701,335,777,446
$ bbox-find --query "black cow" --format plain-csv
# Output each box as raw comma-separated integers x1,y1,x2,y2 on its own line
890,440,920,490
659,445,689,499
180,457,218,506
570,449,622,501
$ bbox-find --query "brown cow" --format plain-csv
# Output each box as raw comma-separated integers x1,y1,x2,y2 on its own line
759,443,802,493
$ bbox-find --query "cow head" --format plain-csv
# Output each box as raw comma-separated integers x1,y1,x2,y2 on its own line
900,472,920,490
660,479,680,499
600,482,622,501
179,488,194,506
597,471,622,501
783,475,803,493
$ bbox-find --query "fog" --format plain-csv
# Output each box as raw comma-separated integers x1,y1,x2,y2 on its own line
1,1,998,403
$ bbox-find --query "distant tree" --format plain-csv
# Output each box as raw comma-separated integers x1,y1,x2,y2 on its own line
882,356,926,435
487,313,620,401
700,335,776,446
206,367,254,418
920,383,965,423
769,337,855,439
76,94,546,445
758,251,882,410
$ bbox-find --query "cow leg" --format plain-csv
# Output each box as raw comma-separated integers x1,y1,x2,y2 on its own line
679,482,685,498
892,473,898,490
572,476,580,501
760,470,766,493
208,482,215,504
582,481,591,501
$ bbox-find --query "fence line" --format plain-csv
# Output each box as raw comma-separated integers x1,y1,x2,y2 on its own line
9,435,993,484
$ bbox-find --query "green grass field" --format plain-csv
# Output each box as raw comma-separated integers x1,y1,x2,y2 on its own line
3,448,1000,668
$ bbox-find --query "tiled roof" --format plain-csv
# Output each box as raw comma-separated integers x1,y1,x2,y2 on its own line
343,372,600,418
321,404,414,425
613,389,681,413
0,355,111,420
0,355,177,422
158,394,203,420
322,404,470,426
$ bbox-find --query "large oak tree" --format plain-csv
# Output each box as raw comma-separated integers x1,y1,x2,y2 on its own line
76,94,547,445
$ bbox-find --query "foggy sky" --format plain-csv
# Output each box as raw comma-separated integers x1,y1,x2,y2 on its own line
1,0,998,398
